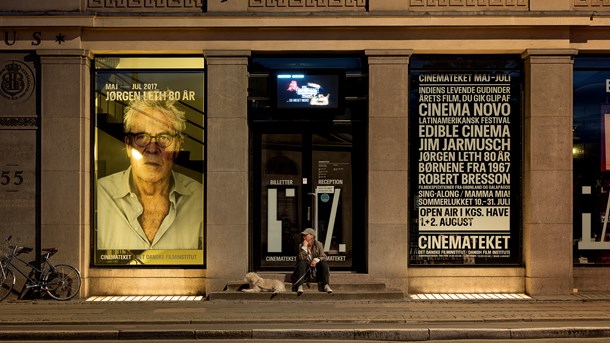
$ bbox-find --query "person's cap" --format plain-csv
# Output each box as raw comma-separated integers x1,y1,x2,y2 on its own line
301,228,315,236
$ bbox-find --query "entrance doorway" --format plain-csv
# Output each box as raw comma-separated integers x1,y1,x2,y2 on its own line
248,55,367,272
252,123,365,271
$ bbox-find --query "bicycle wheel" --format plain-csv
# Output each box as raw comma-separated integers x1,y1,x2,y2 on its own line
44,264,81,300
0,267,15,301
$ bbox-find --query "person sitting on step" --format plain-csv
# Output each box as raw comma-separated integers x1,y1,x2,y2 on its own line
292,228,333,295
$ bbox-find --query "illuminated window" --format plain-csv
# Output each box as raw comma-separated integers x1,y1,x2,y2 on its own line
573,56,610,265
93,57,205,267
408,55,522,266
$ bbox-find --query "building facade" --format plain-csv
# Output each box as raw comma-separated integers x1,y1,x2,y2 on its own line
1,0,609,297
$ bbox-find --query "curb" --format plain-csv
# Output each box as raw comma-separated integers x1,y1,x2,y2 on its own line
510,327,610,339
1,327,610,341
4,315,610,326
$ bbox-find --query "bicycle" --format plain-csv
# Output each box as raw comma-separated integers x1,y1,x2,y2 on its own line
0,236,81,301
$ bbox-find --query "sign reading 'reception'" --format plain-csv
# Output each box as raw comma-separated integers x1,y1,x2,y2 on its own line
409,57,521,266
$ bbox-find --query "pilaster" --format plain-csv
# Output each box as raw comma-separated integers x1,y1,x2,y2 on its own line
522,48,577,295
366,49,412,292
204,50,251,293
37,49,91,297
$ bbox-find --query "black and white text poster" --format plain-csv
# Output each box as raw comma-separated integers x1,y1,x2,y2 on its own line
409,57,521,265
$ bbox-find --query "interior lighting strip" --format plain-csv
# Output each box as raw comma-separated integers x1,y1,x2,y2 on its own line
86,295,204,302
410,293,531,300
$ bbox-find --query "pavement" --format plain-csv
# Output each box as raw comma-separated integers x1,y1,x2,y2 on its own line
1,293,610,341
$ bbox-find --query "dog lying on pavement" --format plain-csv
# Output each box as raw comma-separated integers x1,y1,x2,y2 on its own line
242,272,286,294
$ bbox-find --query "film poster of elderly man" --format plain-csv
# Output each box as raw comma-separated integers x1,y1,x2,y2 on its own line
95,71,204,266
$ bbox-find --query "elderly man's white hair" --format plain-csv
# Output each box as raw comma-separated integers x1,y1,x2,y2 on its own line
123,96,186,139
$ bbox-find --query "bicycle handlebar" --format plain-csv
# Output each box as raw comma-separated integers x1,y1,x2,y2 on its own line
16,247,33,255
4,236,55,257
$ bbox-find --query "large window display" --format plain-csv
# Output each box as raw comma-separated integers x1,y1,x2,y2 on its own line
409,55,522,266
574,56,610,265
93,57,205,266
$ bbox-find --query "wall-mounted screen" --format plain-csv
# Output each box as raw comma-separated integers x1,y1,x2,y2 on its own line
276,74,339,109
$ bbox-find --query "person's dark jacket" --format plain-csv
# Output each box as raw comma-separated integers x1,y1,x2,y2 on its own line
298,240,327,263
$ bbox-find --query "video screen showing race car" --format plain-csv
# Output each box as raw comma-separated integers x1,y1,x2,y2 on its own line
276,73,339,109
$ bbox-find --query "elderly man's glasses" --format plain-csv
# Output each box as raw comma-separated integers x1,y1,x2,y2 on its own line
128,132,176,148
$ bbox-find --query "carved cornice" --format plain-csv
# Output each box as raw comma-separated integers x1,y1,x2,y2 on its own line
410,0,527,10
249,0,365,6
0,117,39,129
87,0,203,11
248,0,366,11
574,0,610,8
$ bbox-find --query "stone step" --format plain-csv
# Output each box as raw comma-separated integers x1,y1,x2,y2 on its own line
210,273,405,301
208,288,405,301
224,281,389,292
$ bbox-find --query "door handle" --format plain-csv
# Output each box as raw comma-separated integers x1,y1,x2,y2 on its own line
308,192,317,231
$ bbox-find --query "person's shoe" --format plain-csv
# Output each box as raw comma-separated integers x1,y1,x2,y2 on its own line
324,284,333,294
297,285,304,295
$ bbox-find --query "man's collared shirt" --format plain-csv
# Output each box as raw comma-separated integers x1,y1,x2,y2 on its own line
96,167,203,250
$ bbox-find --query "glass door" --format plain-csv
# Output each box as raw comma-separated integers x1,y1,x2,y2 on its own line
312,132,353,265
253,125,364,271
259,133,304,267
